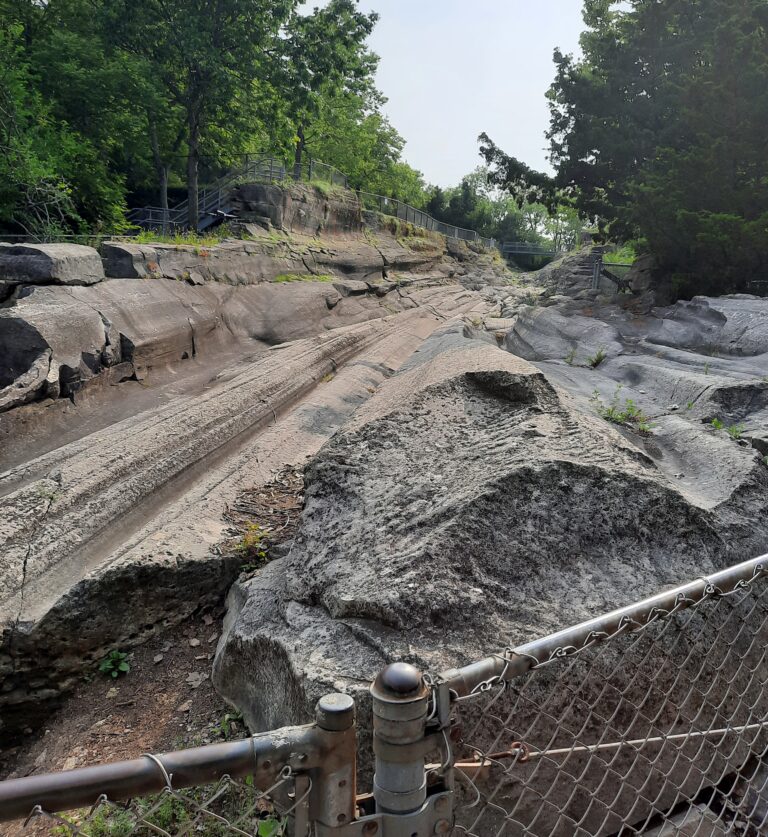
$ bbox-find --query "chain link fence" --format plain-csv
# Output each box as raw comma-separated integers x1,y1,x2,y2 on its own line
3,555,768,836
21,772,297,836
444,560,768,836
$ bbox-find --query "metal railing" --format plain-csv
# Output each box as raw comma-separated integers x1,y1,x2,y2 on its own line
5,552,767,835
501,242,565,258
591,255,634,291
127,154,497,250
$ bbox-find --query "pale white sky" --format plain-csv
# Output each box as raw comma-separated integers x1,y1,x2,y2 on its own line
332,1,586,186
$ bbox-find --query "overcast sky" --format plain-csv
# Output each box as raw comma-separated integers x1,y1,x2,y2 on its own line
341,1,585,187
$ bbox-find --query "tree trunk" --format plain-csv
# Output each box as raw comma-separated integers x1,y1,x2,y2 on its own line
187,112,200,232
148,119,170,234
293,124,306,181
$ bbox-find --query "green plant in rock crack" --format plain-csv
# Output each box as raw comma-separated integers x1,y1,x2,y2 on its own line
214,710,245,740
586,347,607,368
564,347,577,365
99,649,130,679
591,386,652,433
237,523,271,571
726,423,745,440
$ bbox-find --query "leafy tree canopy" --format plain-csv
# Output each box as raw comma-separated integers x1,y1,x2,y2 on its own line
0,0,431,235
482,0,768,296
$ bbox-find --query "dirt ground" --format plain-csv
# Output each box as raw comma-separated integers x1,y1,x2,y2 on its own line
0,464,306,834
1,609,236,782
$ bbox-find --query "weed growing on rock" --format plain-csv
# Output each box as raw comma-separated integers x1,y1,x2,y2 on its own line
133,227,236,247
711,418,725,431
51,788,281,836
237,523,270,570
564,348,577,365
592,387,652,434
98,650,130,679
686,401,695,410
520,291,540,307
704,361,711,375
726,423,745,440
587,347,607,368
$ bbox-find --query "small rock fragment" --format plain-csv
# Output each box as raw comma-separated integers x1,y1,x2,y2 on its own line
186,671,208,689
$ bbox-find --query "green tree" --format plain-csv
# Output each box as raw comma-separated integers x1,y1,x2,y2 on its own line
103,0,294,229
0,16,126,234
483,0,768,296
281,0,378,178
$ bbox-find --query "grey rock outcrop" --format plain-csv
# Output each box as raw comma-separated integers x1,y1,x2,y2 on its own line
0,243,104,288
505,305,624,363
213,337,768,729
0,287,482,740
212,333,768,832
233,182,362,235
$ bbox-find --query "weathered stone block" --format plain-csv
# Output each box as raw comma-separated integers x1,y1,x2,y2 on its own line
0,243,104,286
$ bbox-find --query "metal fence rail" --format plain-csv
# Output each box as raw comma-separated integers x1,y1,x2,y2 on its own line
127,154,497,250
3,554,767,835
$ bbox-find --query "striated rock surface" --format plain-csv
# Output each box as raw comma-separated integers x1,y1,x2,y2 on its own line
0,288,485,740
213,336,768,731
505,305,624,363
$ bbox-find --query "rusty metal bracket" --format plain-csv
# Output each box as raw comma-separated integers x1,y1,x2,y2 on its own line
314,790,453,836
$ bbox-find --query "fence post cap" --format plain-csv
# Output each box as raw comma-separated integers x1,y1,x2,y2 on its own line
315,693,355,731
376,662,424,696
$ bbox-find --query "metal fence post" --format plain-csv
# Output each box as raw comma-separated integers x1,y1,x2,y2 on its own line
592,253,602,290
371,663,430,816
310,693,357,830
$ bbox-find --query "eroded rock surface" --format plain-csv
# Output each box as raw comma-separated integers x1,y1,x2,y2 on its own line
213,336,768,729
213,328,768,833
0,243,104,291
0,286,485,740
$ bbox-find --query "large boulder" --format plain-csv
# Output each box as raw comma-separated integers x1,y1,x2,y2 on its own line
0,243,104,287
213,339,768,728
212,337,768,832
233,182,363,235
646,295,768,356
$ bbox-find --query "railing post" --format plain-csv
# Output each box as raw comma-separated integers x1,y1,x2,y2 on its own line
371,663,430,815
592,253,602,290
310,693,357,830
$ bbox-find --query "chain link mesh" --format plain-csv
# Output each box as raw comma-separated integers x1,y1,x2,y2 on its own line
15,769,304,837
449,572,768,836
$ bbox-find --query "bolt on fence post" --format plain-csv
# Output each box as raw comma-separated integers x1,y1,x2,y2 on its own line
370,662,430,816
